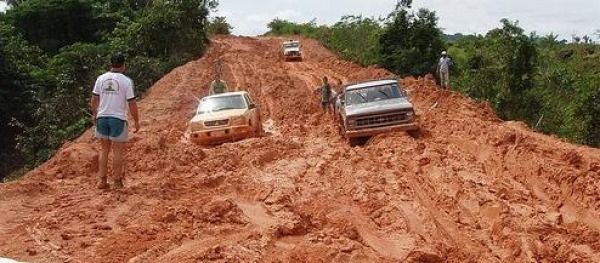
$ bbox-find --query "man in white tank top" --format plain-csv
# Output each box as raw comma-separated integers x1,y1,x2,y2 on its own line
91,54,140,189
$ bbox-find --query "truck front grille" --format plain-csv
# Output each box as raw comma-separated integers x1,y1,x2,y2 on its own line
204,119,229,127
354,112,411,128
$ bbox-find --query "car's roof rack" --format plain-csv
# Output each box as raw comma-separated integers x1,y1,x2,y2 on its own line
340,76,400,90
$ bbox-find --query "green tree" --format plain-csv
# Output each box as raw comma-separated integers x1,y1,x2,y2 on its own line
6,0,106,54
208,16,232,35
0,20,45,179
110,0,210,59
453,19,539,122
1,0,219,180
579,86,600,147
267,18,322,37
321,16,383,66
378,6,445,76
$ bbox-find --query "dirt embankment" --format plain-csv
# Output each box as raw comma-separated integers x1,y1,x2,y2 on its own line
1,36,600,263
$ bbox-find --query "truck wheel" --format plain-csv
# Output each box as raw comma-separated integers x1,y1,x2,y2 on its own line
407,126,421,139
348,137,369,147
335,117,345,137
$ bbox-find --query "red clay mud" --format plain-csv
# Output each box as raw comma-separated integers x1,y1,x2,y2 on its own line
1,36,599,262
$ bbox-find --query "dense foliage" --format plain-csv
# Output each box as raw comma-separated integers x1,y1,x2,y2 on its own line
450,19,539,123
449,21,600,146
6,0,112,54
267,6,600,148
268,17,382,66
379,8,445,76
207,16,233,35
267,4,444,75
0,0,220,180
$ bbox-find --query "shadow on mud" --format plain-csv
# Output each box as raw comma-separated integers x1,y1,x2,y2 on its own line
349,137,371,147
349,129,425,148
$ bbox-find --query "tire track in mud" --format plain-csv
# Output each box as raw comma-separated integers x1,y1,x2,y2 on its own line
226,45,279,127
2,36,600,263
444,135,600,261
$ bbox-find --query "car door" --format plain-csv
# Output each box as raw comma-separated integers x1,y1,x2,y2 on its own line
244,94,260,129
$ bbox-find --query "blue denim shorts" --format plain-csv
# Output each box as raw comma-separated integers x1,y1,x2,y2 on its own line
95,117,128,142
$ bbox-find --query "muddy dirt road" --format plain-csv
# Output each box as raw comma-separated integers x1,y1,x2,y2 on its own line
1,36,600,262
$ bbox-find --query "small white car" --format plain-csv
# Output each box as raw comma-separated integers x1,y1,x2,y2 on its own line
189,91,262,145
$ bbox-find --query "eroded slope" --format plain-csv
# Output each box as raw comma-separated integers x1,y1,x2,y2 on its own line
1,36,599,263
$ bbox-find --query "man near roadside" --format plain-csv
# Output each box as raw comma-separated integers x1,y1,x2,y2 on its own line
210,73,228,95
209,60,228,95
437,51,453,89
91,54,140,189
320,76,332,113
329,88,338,114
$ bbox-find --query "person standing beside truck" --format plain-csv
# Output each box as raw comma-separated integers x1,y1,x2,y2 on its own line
437,51,453,89
320,76,332,113
209,60,229,95
91,53,140,190
329,88,338,113
210,75,228,95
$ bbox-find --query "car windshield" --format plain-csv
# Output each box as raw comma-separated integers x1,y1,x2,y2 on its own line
345,83,404,106
197,95,246,114
284,42,299,48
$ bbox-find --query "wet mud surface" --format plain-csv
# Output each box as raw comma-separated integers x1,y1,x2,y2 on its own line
1,36,600,262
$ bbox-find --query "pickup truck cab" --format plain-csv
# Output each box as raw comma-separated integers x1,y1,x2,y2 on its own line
335,79,418,145
189,91,262,145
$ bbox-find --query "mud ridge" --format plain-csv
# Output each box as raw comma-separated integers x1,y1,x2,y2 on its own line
1,36,600,263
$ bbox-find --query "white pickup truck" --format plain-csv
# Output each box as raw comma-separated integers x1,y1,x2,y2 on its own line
281,40,302,61
335,79,419,145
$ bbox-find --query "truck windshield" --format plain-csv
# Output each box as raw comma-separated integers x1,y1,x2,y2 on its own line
284,42,299,48
345,84,403,106
197,95,246,114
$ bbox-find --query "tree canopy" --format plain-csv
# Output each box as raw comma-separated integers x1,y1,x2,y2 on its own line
0,0,223,180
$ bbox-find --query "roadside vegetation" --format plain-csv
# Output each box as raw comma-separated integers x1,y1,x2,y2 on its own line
0,0,231,180
267,2,600,149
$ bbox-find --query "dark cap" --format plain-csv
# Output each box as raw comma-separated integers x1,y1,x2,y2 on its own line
111,53,126,67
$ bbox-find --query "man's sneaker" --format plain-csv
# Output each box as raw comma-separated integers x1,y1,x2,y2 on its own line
97,177,109,190
113,178,124,189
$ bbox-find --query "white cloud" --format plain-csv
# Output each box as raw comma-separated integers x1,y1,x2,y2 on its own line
274,9,303,20
411,0,600,39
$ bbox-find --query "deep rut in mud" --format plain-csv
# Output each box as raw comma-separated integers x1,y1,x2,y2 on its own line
1,36,600,263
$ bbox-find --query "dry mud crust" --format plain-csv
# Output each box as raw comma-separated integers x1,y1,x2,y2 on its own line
1,36,600,263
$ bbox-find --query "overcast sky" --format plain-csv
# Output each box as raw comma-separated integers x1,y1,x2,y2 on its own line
216,0,600,40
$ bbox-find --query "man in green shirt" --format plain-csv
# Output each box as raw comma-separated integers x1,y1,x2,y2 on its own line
210,78,227,95
209,74,228,95
208,60,228,95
